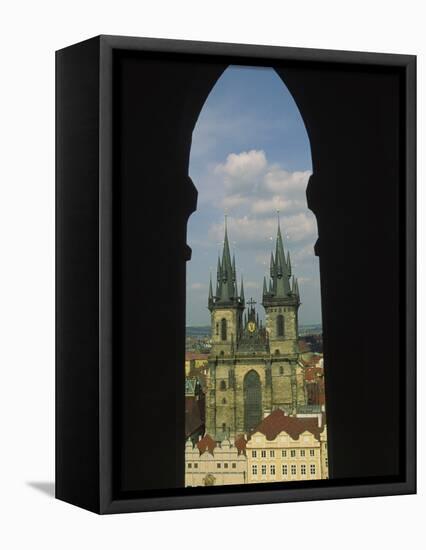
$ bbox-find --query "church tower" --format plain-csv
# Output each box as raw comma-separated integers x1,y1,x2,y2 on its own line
262,219,300,356
208,219,245,357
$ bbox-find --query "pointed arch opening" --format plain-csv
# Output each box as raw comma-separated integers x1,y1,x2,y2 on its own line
244,370,262,432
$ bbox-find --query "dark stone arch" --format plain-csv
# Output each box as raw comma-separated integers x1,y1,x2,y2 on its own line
115,49,403,492
244,370,262,432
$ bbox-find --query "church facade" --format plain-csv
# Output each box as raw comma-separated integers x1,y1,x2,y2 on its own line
205,221,307,441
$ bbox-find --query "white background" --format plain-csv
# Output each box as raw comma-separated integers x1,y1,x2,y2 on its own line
0,1,423,548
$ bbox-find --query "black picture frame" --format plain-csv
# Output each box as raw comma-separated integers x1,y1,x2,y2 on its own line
56,35,416,514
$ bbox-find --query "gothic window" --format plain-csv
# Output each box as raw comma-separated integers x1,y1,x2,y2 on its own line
276,314,284,337
222,398,227,404
220,380,227,391
221,318,227,340
216,322,219,336
244,370,262,433
279,366,284,375
222,422,226,432
275,349,280,356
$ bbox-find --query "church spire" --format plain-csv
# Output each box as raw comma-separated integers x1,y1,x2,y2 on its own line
209,216,245,309
263,214,296,304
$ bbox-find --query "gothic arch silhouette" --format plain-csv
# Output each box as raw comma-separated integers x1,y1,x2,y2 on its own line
115,50,403,491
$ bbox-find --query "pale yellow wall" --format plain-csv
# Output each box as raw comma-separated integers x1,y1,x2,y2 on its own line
185,439,246,487
246,428,328,483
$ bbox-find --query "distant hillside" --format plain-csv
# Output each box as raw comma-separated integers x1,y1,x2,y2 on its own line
186,326,210,338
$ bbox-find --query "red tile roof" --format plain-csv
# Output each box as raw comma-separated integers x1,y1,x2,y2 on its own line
197,434,216,455
304,366,325,382
234,435,247,455
185,397,203,438
251,409,323,441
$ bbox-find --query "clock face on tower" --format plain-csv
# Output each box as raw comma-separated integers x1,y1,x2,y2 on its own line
247,321,256,333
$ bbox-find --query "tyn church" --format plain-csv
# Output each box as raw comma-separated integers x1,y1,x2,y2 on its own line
205,220,307,441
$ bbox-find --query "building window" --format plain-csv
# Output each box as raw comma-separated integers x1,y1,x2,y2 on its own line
261,450,266,458
282,450,287,458
252,465,258,475
279,366,284,375
222,422,226,432
270,465,276,475
188,463,192,468
220,380,227,391
232,463,236,469
270,450,275,458
217,463,221,468
276,314,284,337
221,318,227,341
290,450,296,458
310,464,316,475
261,465,267,475
274,349,280,356
194,463,198,469
224,463,228,469
301,464,306,475
325,457,328,467
222,398,227,404
252,450,257,458
300,450,305,457
282,464,288,476
216,322,219,336
291,465,297,475
310,449,315,457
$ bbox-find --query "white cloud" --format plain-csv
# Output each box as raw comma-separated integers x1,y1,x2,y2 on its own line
215,149,267,181
209,212,317,250
264,168,311,196
205,150,317,256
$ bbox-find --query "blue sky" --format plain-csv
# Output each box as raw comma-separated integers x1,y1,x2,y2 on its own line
186,66,321,326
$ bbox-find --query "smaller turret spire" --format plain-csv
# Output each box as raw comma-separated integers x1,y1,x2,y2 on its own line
287,251,292,277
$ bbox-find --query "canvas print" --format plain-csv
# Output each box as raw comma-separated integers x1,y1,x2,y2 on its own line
184,66,328,487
